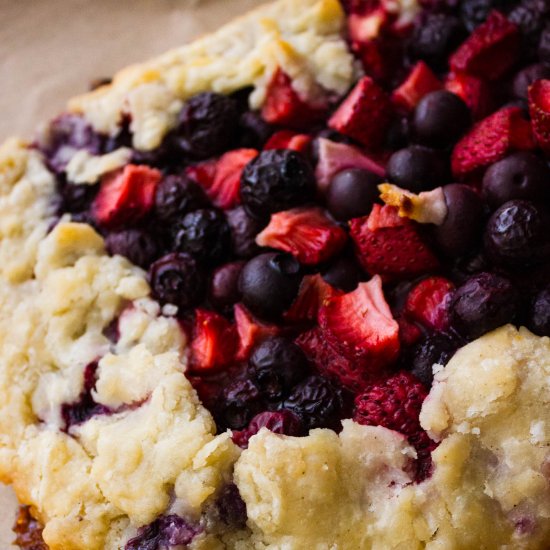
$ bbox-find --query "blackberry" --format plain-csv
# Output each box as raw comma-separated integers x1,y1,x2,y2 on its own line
149,252,205,310
240,149,316,221
176,92,240,159
173,208,231,266
154,175,208,223
509,0,550,56
460,0,512,31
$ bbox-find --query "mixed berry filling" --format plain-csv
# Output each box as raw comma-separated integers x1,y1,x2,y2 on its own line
24,0,550,546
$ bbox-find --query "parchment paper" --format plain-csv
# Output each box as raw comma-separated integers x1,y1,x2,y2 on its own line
0,0,268,546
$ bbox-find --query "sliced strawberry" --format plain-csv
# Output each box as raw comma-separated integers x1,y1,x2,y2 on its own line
92,164,161,228
444,72,491,120
451,106,536,178
233,303,280,361
284,274,334,324
349,205,440,281
190,309,237,372
318,276,400,371
262,69,326,129
528,79,550,155
328,76,392,149
256,208,347,265
391,61,442,112
315,138,386,191
208,149,258,209
450,10,520,81
296,327,375,392
347,6,389,43
404,276,455,331
185,158,217,189
264,130,312,154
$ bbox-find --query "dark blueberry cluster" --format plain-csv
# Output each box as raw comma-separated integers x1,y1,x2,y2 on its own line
125,515,201,550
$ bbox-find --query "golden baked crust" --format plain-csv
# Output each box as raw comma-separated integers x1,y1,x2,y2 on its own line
1,1,550,549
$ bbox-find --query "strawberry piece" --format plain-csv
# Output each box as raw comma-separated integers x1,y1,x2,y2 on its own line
391,62,442,112
262,69,326,129
450,11,520,81
185,158,217,189
349,205,440,281
92,164,161,228
233,303,280,361
451,106,535,178
328,76,392,149
528,79,550,155
284,274,333,324
315,138,386,191
404,276,455,331
256,208,347,265
209,149,258,209
264,130,312,154
396,315,423,347
296,327,373,392
190,309,237,372
318,275,400,370
444,72,491,120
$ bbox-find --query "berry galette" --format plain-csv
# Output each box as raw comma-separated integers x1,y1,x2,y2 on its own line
2,0,550,548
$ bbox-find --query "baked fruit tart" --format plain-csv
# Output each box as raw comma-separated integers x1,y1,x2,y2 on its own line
2,0,550,548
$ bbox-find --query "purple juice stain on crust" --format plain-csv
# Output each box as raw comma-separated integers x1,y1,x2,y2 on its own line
125,515,201,550
61,362,110,431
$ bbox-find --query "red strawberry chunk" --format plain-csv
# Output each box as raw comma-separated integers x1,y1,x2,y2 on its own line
318,275,400,370
528,79,550,155
315,138,386,191
451,106,535,178
328,76,392,149
262,69,326,129
444,72,491,120
284,274,334,324
92,164,161,228
256,208,347,265
349,205,440,281
185,159,217,189
190,309,237,372
233,303,280,361
450,11,520,81
264,130,312,154
391,61,442,112
296,327,374,392
209,149,258,209
404,276,455,331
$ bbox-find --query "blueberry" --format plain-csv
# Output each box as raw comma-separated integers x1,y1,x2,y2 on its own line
209,261,245,313
105,229,159,268
216,484,247,529
385,117,411,151
482,152,550,208
219,379,263,430
149,252,205,310
387,146,450,193
450,272,519,339
173,208,231,266
232,410,304,448
433,183,484,257
539,23,550,63
154,175,208,223
321,254,362,292
410,333,460,387
239,111,274,149
249,337,310,400
226,206,264,259
240,149,316,221
409,13,465,69
58,180,98,214
526,286,550,336
326,168,382,221
484,200,550,268
413,91,471,148
239,252,302,321
512,63,550,99
176,92,240,159
125,515,200,550
283,375,343,431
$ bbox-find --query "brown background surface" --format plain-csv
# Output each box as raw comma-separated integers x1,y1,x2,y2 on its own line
0,0,269,546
